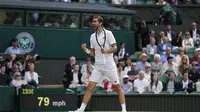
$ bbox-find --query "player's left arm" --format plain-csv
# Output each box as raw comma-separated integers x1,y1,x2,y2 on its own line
102,43,117,54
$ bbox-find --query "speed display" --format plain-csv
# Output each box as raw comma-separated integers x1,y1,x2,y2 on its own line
20,89,77,111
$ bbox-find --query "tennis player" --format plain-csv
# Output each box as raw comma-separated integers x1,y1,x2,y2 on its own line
75,16,127,112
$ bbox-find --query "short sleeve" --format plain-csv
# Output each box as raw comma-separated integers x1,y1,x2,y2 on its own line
90,36,94,49
108,31,116,45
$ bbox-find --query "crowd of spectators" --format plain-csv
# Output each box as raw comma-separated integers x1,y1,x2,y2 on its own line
0,38,40,89
61,22,200,95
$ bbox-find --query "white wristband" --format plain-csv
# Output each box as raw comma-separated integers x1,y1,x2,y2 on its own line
85,48,90,54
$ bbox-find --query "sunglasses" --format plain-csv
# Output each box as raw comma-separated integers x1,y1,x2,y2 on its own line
146,67,151,68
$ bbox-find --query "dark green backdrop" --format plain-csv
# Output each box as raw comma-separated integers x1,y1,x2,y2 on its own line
0,27,135,59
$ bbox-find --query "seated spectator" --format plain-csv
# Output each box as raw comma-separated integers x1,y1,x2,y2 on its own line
148,74,163,94
175,47,189,66
136,53,149,71
163,72,178,93
151,54,162,75
144,63,152,81
146,38,158,55
123,58,132,74
117,63,126,83
189,22,200,40
190,48,200,64
157,31,165,44
103,79,115,92
81,57,94,86
120,75,133,94
176,71,194,93
10,72,27,88
22,54,34,71
0,65,8,85
134,71,149,94
158,37,172,54
161,56,178,76
182,32,194,50
165,24,176,43
161,47,175,64
4,38,24,54
24,63,39,88
64,56,76,76
7,54,17,69
7,54,23,72
127,62,138,83
172,31,183,47
188,61,200,83
194,34,200,48
115,42,129,62
156,0,167,5
9,64,19,82
68,64,82,88
179,55,190,76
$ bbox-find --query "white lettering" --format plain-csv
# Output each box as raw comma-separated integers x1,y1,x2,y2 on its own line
52,100,66,107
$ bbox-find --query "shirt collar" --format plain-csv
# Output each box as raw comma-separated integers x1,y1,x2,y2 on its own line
182,79,188,83
12,46,18,49
193,29,197,31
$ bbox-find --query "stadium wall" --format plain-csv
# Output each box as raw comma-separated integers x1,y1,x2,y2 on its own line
0,27,135,59
0,87,15,112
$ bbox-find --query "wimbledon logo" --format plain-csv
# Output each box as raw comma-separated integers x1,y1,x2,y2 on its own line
16,32,35,53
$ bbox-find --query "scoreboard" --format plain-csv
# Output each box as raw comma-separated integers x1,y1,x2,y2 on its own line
20,88,77,112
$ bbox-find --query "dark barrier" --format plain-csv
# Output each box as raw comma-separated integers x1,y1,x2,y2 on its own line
80,94,200,112
1,86,200,112
20,88,77,112
0,86,15,112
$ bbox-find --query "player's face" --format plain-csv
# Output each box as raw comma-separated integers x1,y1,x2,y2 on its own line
92,18,101,30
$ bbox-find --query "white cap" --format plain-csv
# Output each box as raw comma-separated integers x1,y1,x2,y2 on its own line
123,75,129,79
141,53,147,57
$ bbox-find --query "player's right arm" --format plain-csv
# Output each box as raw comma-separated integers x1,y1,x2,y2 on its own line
81,43,95,57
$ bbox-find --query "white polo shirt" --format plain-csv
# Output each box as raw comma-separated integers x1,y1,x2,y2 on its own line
90,28,117,71
134,78,149,94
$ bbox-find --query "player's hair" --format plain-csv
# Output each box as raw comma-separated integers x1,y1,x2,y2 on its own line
93,16,104,23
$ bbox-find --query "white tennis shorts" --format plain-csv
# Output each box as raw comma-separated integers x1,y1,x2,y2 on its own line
89,69,119,85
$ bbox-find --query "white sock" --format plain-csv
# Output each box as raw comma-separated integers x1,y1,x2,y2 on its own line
121,103,126,111
79,103,87,111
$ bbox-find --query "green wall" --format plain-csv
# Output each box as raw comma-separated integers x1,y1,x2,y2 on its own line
0,27,135,58
0,86,14,111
